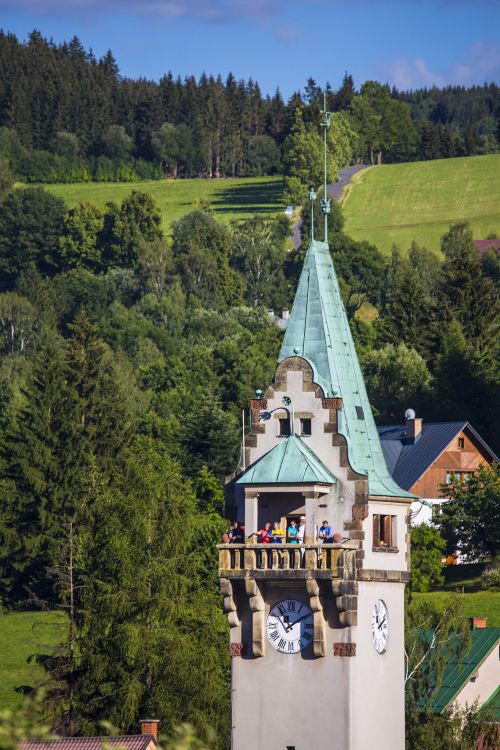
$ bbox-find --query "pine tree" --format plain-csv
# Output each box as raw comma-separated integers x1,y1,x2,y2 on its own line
439,223,498,350
0,314,134,603
55,439,230,746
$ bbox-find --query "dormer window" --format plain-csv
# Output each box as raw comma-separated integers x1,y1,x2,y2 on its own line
279,418,291,436
458,437,465,449
300,418,311,436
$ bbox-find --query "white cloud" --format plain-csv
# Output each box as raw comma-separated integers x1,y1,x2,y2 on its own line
379,58,445,89
378,42,500,89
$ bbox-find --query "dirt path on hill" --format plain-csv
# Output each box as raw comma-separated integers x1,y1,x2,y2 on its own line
291,164,370,249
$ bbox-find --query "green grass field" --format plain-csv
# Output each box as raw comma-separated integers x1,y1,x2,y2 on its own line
0,610,65,709
413,563,500,627
44,176,284,234
342,154,500,255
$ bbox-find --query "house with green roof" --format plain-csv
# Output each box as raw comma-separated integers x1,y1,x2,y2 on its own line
426,623,500,720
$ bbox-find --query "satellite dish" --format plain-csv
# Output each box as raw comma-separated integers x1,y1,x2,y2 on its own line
405,408,416,420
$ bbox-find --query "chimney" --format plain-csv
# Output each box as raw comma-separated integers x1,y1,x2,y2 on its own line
405,409,422,443
470,617,487,629
281,308,290,321
141,720,159,742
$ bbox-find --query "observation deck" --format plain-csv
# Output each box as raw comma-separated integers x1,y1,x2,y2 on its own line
218,542,360,580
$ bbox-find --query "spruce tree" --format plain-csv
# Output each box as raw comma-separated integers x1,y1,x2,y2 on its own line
0,314,134,603
58,439,229,746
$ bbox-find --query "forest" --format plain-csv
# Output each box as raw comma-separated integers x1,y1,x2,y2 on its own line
1,30,500,184
0,26,499,750
0,158,498,744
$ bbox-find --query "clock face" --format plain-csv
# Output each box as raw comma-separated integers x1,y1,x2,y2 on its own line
371,599,388,654
266,599,314,654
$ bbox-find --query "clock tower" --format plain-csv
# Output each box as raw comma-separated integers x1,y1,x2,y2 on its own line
219,106,415,750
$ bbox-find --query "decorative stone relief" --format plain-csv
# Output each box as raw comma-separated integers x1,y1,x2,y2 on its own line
333,642,356,657
245,578,265,657
306,578,325,657
251,399,267,410
220,577,240,628
322,397,344,409
230,642,246,657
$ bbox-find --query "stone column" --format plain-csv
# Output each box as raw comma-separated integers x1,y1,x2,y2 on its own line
244,489,259,539
303,489,320,544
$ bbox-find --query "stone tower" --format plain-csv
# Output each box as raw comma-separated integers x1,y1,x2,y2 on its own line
218,151,415,750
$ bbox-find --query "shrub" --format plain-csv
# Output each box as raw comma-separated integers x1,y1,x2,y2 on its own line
480,562,500,591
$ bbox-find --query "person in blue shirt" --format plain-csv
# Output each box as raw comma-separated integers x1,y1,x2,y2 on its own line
287,520,299,543
318,520,334,543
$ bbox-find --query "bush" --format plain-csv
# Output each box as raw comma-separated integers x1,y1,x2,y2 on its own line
410,524,445,592
480,562,500,591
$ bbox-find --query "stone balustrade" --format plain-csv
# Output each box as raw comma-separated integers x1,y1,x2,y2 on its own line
218,542,359,578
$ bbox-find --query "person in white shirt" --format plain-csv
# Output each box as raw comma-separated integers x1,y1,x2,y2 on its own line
297,516,306,544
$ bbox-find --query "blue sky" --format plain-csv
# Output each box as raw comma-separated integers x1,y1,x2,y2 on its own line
1,1,499,97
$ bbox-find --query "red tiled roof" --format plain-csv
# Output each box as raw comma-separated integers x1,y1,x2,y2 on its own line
23,736,156,750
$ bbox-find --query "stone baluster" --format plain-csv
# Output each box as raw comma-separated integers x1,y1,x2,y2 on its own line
219,546,231,572
244,546,256,571
305,547,317,570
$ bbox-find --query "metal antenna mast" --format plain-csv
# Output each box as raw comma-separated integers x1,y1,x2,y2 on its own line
320,92,334,243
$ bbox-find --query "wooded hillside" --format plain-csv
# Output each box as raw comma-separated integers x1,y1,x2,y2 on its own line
1,30,500,184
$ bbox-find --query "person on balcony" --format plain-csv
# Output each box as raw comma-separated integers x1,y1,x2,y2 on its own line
257,521,272,543
231,521,245,543
270,521,284,543
297,516,306,544
318,520,334,543
287,520,299,543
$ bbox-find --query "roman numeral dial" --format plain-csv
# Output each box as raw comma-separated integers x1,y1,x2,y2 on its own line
266,599,314,654
371,599,389,654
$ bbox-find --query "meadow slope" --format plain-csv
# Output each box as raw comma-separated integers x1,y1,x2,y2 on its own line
0,610,64,709
342,154,500,255
44,176,284,234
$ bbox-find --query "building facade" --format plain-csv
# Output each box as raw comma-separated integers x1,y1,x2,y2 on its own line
219,230,415,750
378,416,498,526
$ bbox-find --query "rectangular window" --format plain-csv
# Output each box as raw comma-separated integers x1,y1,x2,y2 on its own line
300,418,311,436
279,418,291,436
446,471,473,484
458,437,465,449
373,514,397,548
355,406,364,420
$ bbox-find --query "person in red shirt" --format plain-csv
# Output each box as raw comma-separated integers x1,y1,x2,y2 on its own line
257,521,272,543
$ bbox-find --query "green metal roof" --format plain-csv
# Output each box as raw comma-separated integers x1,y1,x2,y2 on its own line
279,239,414,499
429,628,500,714
236,434,337,485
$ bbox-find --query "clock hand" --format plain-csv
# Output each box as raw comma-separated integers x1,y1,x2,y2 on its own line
378,616,387,630
284,612,311,632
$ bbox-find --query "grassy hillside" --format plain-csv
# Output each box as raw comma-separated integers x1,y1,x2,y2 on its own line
413,563,500,627
342,154,500,255
0,610,65,709
44,176,284,234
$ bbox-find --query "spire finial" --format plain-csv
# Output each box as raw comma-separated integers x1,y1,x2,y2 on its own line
308,187,317,241
320,91,334,243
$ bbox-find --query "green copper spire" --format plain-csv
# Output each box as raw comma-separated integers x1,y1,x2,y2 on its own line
278,238,414,499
